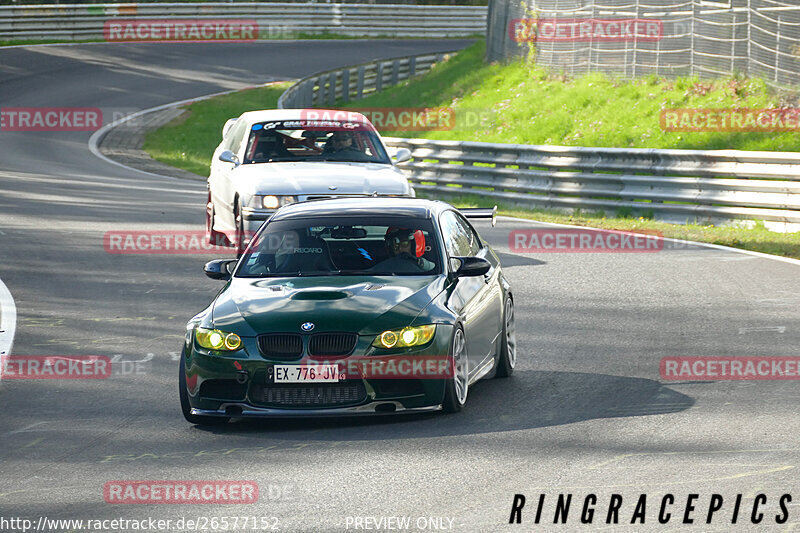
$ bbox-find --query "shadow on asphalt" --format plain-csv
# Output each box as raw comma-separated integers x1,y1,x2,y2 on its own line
494,252,546,268
194,370,693,440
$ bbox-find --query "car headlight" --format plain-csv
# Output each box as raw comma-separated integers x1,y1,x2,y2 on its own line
259,195,297,209
372,325,436,349
195,327,242,351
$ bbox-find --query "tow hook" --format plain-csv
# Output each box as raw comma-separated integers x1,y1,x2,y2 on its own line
233,361,248,384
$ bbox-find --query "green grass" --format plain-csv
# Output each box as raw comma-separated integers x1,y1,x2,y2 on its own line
343,41,800,151
0,39,103,47
143,82,290,177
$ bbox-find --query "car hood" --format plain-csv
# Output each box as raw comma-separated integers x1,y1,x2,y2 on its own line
211,275,446,336
235,162,411,196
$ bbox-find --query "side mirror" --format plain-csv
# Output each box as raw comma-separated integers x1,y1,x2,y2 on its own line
453,256,491,278
218,150,240,167
204,259,237,281
393,148,412,164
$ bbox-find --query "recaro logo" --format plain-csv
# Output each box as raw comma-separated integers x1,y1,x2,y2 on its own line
293,248,323,254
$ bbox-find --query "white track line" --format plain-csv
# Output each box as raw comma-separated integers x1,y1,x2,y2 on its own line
498,215,800,268
0,276,18,382
87,82,282,180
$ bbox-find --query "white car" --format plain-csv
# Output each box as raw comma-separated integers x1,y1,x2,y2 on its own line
206,109,413,254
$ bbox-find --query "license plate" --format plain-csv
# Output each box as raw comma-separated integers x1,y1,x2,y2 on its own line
273,364,339,383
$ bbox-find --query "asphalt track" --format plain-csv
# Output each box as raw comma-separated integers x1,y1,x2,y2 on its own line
1,40,800,533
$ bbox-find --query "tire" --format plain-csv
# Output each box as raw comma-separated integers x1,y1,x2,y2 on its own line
179,355,229,425
495,296,517,378
442,326,468,413
205,199,216,245
234,204,247,257
206,192,229,247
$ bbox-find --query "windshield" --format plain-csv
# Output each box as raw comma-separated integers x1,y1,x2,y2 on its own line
236,217,441,277
243,120,391,164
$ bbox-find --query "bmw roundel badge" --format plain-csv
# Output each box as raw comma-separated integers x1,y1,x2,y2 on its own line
301,322,315,332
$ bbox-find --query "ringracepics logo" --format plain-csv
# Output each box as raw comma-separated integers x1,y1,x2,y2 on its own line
661,357,800,380
103,481,259,504
0,108,102,131
508,493,792,526
510,18,663,42
661,108,800,132
104,20,258,42
509,228,663,253
1,355,111,379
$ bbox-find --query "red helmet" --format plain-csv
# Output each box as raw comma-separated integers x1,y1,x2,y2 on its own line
384,227,425,258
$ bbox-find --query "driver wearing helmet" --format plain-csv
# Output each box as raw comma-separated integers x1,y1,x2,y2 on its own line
323,131,363,157
372,227,435,273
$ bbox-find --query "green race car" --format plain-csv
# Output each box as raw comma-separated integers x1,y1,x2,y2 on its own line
180,198,516,424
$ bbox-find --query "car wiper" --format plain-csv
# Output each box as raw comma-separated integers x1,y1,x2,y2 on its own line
240,271,331,278
260,157,305,163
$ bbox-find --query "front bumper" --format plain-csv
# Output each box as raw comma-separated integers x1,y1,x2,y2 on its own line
191,402,441,418
182,326,453,418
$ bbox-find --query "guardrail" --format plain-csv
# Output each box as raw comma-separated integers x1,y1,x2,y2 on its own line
381,138,800,225
0,3,487,41
278,50,456,108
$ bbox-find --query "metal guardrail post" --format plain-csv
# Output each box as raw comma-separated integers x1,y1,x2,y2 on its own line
327,73,337,106
375,62,385,93
341,69,351,103
391,60,400,85
356,65,366,99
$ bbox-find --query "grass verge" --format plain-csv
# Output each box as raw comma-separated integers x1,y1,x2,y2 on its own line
143,82,290,177
0,39,103,47
343,41,800,152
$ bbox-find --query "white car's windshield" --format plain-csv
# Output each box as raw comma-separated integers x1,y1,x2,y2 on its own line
243,120,391,164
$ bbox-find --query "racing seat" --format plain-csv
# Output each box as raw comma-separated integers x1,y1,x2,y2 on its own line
252,136,291,161
274,235,336,274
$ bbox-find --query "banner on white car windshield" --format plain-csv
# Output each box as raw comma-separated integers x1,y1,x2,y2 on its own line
255,119,374,133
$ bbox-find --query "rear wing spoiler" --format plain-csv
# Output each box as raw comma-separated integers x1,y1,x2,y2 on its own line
458,206,497,227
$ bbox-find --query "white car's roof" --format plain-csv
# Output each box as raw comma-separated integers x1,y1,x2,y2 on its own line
236,108,371,125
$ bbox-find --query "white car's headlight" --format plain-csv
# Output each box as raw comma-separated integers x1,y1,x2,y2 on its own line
251,195,297,209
